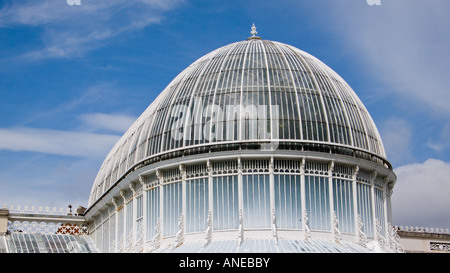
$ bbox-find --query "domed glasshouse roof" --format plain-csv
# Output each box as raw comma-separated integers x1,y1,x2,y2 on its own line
89,29,387,207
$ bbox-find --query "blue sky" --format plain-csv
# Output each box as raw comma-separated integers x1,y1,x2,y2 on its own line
1,0,449,229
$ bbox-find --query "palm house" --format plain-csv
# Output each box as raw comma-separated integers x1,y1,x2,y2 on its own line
84,26,400,253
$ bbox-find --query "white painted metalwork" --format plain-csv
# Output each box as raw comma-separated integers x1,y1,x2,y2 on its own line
84,30,399,253
88,38,389,206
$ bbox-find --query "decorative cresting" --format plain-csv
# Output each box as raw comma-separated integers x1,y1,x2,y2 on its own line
89,34,389,206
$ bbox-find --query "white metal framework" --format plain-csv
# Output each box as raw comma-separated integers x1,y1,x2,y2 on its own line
85,31,398,253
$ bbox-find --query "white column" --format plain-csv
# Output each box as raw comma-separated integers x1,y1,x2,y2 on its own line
156,169,164,239
129,181,137,246
370,171,377,239
120,189,127,247
352,166,359,235
237,157,244,238
139,176,147,243
111,197,119,253
238,157,243,214
383,177,390,233
300,158,306,231
328,161,335,232
269,157,275,217
207,160,213,232
180,164,186,237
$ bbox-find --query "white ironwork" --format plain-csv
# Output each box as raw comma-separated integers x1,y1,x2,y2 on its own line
374,218,387,249
238,209,244,246
150,218,161,252
430,242,450,252
174,214,184,249
271,208,278,245
7,220,88,235
397,226,450,234
203,211,212,247
332,211,342,244
387,223,404,253
134,221,144,253
356,214,367,247
303,209,312,244
3,204,81,216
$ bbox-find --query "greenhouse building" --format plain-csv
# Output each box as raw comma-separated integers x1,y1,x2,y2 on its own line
83,26,400,253
1,26,409,253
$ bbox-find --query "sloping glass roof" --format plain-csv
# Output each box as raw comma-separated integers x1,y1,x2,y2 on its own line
89,38,387,206
1,233,98,253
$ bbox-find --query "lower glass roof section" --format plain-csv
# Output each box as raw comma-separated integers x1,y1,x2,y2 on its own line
2,233,98,253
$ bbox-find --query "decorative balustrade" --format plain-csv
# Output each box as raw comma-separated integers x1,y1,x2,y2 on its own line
395,226,450,235
2,204,88,236
2,204,85,216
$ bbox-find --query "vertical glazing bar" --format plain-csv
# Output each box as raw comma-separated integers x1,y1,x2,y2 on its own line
207,160,213,233
269,157,275,225
238,158,243,223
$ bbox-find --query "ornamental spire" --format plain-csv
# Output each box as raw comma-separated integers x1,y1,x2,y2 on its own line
247,23,261,40
251,23,257,37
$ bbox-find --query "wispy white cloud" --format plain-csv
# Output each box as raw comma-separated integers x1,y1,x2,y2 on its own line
0,127,120,158
426,121,450,153
322,0,450,117
0,0,184,59
392,159,450,228
0,156,100,209
379,117,413,165
80,113,137,133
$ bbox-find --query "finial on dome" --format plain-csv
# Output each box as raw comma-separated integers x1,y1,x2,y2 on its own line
247,23,261,40
251,23,257,37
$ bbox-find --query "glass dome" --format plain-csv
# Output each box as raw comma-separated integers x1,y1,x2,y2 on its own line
89,37,388,206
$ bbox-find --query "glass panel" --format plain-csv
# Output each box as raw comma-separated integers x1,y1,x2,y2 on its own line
126,199,133,244
186,178,209,233
242,174,270,229
357,183,374,238
146,187,160,240
212,175,239,230
102,217,110,253
305,175,330,231
333,178,355,234
274,174,302,229
163,182,182,236
375,187,386,236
